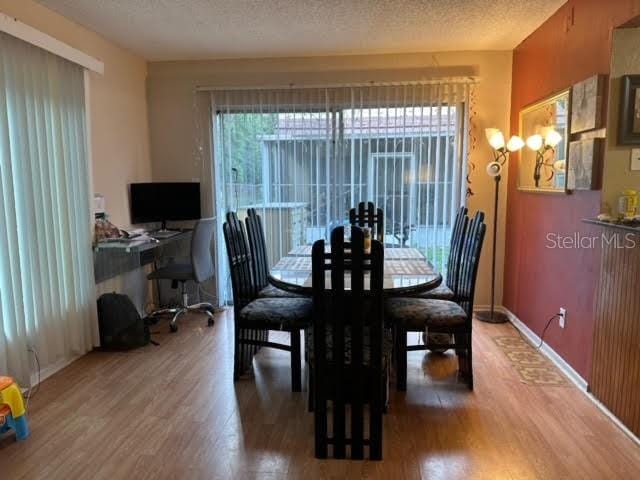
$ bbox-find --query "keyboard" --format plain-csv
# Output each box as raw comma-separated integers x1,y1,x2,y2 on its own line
151,230,181,239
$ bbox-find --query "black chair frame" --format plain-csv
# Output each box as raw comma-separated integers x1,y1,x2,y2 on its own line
394,212,486,390
223,211,303,391
311,226,385,460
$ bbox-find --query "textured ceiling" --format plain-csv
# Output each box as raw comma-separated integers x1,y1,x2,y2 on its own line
36,0,566,61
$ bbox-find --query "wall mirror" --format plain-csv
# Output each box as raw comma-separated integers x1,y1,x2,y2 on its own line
518,90,570,193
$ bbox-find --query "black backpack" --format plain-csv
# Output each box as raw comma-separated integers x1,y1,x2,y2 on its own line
97,293,155,349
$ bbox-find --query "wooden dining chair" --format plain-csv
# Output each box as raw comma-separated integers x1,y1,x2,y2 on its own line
223,211,312,392
245,208,303,298
309,226,387,460
385,211,486,390
403,206,468,353
407,206,468,301
349,201,384,242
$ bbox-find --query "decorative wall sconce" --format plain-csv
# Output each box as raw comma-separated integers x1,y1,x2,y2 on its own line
526,129,563,188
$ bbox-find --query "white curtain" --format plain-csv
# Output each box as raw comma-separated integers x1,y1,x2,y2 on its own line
0,32,97,385
212,82,471,302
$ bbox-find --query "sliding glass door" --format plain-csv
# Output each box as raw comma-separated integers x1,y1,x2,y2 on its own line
212,84,471,302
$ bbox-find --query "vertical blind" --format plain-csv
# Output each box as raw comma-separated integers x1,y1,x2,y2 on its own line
0,32,97,385
212,82,471,302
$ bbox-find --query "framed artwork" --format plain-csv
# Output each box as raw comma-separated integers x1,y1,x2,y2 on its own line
619,75,640,145
567,138,603,190
570,75,604,134
518,90,570,193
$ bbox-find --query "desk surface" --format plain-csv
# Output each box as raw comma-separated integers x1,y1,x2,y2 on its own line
94,230,191,253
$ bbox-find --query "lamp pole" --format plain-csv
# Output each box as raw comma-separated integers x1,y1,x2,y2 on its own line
476,129,524,324
476,147,510,324
489,172,501,321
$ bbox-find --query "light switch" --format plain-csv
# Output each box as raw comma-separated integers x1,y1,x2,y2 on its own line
632,149,640,171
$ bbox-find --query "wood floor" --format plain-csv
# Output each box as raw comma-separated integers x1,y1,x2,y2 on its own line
1,309,639,479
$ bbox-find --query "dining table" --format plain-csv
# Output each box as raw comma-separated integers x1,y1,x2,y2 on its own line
268,245,442,296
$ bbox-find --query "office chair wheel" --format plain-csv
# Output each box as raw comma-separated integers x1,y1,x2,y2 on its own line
207,318,215,327
169,323,178,333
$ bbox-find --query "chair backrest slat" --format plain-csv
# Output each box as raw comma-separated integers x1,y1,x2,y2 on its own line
245,208,270,290
457,211,486,321
447,206,468,296
349,201,384,242
223,211,257,311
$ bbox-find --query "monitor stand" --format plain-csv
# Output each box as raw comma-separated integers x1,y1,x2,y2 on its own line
151,220,180,239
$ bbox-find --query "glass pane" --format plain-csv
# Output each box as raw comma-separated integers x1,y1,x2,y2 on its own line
216,101,465,302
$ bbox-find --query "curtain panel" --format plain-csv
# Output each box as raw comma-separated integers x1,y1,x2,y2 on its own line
212,82,472,303
0,32,97,385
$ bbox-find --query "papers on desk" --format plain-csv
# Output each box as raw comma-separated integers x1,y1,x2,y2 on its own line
95,234,158,250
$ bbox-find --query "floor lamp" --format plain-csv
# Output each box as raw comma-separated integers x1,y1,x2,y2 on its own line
477,128,563,323
475,129,524,324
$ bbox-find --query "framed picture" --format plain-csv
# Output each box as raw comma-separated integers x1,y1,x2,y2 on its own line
619,75,640,145
571,75,604,134
518,90,570,193
567,138,603,190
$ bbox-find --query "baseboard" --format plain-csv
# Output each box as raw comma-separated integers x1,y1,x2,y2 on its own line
477,305,640,446
491,306,588,392
30,353,83,388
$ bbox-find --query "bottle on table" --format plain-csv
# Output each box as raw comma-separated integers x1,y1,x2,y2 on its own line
363,227,372,254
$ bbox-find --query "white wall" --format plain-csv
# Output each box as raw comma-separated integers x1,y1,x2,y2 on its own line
147,51,513,305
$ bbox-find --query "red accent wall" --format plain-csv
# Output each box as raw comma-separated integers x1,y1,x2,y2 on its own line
505,0,640,380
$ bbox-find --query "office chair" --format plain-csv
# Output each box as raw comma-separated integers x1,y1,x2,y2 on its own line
147,217,216,332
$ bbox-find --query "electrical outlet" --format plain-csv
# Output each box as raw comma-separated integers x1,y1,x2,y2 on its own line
559,308,567,328
631,149,640,171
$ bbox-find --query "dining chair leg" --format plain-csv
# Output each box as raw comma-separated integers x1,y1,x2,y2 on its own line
246,329,253,374
383,363,390,414
253,328,259,356
454,333,473,389
395,326,407,391
467,337,474,390
246,329,253,369
454,332,464,357
241,330,247,376
239,330,245,378
291,329,302,392
233,327,241,381
369,374,383,460
307,365,314,412
242,328,250,377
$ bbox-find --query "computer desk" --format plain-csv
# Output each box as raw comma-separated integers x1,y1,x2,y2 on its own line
93,230,192,284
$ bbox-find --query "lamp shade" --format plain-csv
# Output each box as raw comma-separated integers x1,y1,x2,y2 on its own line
545,129,562,148
506,135,525,152
486,161,502,177
485,128,505,150
526,134,543,151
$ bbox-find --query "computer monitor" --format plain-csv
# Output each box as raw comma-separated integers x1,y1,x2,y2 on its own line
129,182,201,230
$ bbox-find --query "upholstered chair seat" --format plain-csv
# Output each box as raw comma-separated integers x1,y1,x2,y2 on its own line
406,283,455,301
257,284,305,299
385,297,466,330
238,297,312,330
